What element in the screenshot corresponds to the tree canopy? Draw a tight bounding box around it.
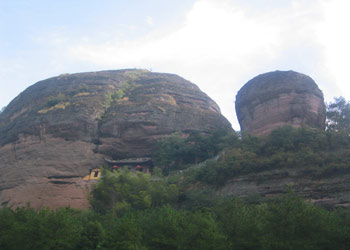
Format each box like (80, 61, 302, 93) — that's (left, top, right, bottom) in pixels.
(326, 96, 350, 133)
(1, 191, 349, 250)
(89, 169, 178, 215)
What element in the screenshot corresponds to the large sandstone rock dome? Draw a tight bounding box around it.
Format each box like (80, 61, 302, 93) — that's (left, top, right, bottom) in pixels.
(235, 70, 326, 135)
(0, 69, 232, 208)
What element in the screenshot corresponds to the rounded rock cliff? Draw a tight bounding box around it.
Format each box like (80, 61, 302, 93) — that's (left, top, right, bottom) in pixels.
(0, 69, 232, 208)
(235, 70, 326, 135)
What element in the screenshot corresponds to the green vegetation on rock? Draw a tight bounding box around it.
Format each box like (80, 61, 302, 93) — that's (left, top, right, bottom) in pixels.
(153, 130, 238, 173)
(166, 126, 350, 188)
(45, 93, 68, 107)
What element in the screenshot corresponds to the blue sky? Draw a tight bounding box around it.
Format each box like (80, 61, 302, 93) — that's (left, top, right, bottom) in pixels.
(1, 0, 350, 129)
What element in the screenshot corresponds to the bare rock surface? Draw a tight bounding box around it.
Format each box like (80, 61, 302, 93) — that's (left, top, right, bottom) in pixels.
(235, 71, 326, 135)
(0, 69, 232, 208)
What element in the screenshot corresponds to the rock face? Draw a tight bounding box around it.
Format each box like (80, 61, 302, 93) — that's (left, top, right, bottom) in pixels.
(235, 71, 326, 135)
(0, 69, 232, 208)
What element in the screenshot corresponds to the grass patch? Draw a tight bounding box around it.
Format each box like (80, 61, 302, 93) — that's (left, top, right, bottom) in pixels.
(73, 92, 90, 97)
(38, 102, 70, 114)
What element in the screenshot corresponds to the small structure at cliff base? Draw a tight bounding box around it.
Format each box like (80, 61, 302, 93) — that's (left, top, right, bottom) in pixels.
(235, 70, 326, 135)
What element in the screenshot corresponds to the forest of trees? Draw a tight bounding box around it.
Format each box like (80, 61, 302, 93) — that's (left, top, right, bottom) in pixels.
(1, 97, 350, 249)
(1, 172, 350, 250)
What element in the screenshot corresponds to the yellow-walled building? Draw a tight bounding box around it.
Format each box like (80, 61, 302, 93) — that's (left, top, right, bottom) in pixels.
(82, 168, 101, 181)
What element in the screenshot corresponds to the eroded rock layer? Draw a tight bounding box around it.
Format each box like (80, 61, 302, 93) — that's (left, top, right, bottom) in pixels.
(235, 71, 326, 135)
(0, 69, 232, 208)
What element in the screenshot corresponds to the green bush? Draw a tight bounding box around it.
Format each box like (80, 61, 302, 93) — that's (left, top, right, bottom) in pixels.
(112, 89, 125, 100)
(89, 169, 178, 215)
(46, 93, 67, 107)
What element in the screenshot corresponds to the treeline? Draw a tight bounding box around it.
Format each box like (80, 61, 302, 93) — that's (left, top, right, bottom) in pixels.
(1, 171, 350, 250)
(154, 125, 350, 187)
(189, 126, 350, 186)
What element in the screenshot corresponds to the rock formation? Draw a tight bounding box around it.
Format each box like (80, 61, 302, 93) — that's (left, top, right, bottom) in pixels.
(0, 69, 232, 208)
(235, 70, 326, 135)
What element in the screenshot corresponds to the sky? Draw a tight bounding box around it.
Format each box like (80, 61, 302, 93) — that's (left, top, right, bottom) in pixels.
(1, 0, 350, 130)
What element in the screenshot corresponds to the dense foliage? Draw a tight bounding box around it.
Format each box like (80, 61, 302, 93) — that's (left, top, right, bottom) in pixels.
(1, 191, 349, 250)
(326, 96, 350, 133)
(169, 126, 350, 187)
(89, 169, 178, 214)
(153, 130, 239, 173)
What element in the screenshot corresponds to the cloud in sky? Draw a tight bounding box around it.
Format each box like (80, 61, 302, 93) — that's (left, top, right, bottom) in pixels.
(1, 0, 350, 130)
(316, 0, 350, 96)
(65, 0, 350, 129)
(67, 0, 283, 129)
(146, 16, 154, 26)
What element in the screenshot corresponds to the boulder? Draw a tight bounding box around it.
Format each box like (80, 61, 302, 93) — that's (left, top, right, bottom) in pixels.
(235, 70, 326, 135)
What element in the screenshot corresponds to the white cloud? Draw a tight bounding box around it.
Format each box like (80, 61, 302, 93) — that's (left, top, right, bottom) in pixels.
(68, 0, 280, 128)
(315, 0, 350, 101)
(65, 0, 350, 129)
(146, 16, 153, 26)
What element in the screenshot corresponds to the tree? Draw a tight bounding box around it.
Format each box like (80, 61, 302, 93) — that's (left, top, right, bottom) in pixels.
(261, 191, 337, 250)
(140, 206, 226, 250)
(89, 169, 178, 215)
(214, 199, 263, 250)
(153, 132, 192, 170)
(0, 206, 83, 250)
(101, 213, 146, 250)
(153, 130, 239, 173)
(326, 97, 350, 134)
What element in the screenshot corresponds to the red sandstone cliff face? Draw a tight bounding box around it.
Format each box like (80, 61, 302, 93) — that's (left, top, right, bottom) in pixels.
(0, 69, 232, 209)
(0, 135, 102, 208)
(235, 71, 326, 135)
